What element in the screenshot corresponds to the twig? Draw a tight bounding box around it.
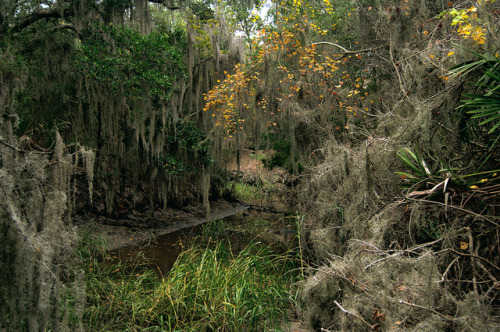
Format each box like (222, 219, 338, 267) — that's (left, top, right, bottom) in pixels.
(0, 137, 51, 154)
(364, 252, 402, 270)
(398, 300, 454, 321)
(402, 197, 500, 228)
(476, 260, 498, 283)
(446, 248, 500, 271)
(390, 37, 410, 101)
(467, 227, 479, 295)
(440, 256, 460, 283)
(364, 238, 443, 270)
(310, 41, 381, 55)
(334, 300, 377, 330)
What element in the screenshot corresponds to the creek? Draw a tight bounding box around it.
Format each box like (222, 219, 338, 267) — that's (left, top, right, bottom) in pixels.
(109, 207, 297, 276)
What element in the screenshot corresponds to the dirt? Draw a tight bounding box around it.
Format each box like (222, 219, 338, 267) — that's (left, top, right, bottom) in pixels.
(229, 148, 288, 182)
(75, 199, 247, 250)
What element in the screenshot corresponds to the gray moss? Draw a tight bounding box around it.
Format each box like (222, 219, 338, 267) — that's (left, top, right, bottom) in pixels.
(1, 61, 86, 332)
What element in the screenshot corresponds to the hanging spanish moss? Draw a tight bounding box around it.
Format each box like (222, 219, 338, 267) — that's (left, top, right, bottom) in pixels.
(1, 50, 87, 331)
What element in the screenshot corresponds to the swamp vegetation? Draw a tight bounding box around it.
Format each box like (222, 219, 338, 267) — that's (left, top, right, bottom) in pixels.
(1, 0, 500, 331)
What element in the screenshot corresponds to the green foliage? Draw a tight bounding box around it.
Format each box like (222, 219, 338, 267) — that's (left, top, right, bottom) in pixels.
(163, 241, 295, 331)
(169, 121, 210, 154)
(163, 120, 214, 171)
(189, 0, 215, 22)
(101, 0, 133, 15)
(396, 147, 500, 197)
(396, 148, 467, 190)
(262, 133, 292, 169)
(78, 24, 187, 101)
(161, 154, 187, 175)
(229, 180, 265, 201)
(418, 218, 445, 242)
(81, 239, 297, 331)
(451, 51, 500, 134)
(12, 22, 80, 142)
(269, 140, 291, 169)
(200, 219, 227, 238)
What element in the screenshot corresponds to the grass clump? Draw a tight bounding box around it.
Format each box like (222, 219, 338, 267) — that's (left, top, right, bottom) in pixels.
(229, 181, 265, 202)
(81, 236, 298, 331)
(228, 180, 277, 206)
(155, 241, 296, 331)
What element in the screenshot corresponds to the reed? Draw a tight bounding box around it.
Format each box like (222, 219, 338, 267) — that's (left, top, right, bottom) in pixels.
(81, 237, 298, 331)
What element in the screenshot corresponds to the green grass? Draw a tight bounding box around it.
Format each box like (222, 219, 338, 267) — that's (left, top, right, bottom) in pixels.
(80, 236, 300, 331)
(228, 180, 277, 205)
(230, 181, 264, 201)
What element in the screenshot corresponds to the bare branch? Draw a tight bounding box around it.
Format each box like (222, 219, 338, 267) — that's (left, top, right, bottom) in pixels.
(334, 300, 377, 330)
(398, 300, 454, 322)
(0, 137, 50, 154)
(310, 41, 381, 55)
(440, 256, 460, 283)
(401, 197, 500, 228)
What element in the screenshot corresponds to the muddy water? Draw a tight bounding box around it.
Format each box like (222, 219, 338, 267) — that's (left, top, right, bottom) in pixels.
(111, 210, 297, 276)
(111, 212, 249, 276)
(114, 230, 186, 276)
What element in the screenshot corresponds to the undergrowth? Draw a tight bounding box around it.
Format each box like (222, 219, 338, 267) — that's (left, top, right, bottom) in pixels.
(78, 231, 300, 331)
(228, 180, 276, 205)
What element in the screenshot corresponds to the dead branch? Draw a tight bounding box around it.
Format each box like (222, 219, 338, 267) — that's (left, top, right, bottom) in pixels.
(334, 300, 377, 330)
(405, 181, 445, 198)
(398, 300, 454, 322)
(467, 227, 479, 294)
(440, 256, 460, 283)
(0, 137, 51, 154)
(310, 41, 381, 55)
(401, 197, 500, 228)
(446, 248, 500, 272)
(364, 238, 444, 270)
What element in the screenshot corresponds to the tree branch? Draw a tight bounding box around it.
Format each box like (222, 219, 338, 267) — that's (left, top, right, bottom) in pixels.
(147, 0, 180, 10)
(11, 0, 178, 33)
(334, 300, 377, 330)
(12, 7, 73, 33)
(311, 41, 381, 55)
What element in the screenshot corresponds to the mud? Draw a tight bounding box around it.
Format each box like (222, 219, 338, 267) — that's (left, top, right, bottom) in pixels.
(76, 199, 247, 251)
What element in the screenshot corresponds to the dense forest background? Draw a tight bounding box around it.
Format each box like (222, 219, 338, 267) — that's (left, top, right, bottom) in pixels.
(1, 0, 499, 331)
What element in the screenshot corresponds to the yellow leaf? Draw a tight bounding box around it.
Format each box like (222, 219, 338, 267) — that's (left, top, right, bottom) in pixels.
(460, 242, 469, 250)
(469, 185, 479, 189)
(447, 51, 454, 56)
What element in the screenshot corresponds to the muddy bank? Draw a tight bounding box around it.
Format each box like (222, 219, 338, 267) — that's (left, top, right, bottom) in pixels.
(75, 199, 248, 250)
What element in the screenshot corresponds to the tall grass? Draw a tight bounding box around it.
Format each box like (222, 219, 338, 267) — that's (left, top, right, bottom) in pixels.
(81, 238, 299, 331)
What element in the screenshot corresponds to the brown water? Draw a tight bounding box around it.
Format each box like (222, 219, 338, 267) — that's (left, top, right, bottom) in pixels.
(110, 214, 250, 276)
(110, 211, 297, 276)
